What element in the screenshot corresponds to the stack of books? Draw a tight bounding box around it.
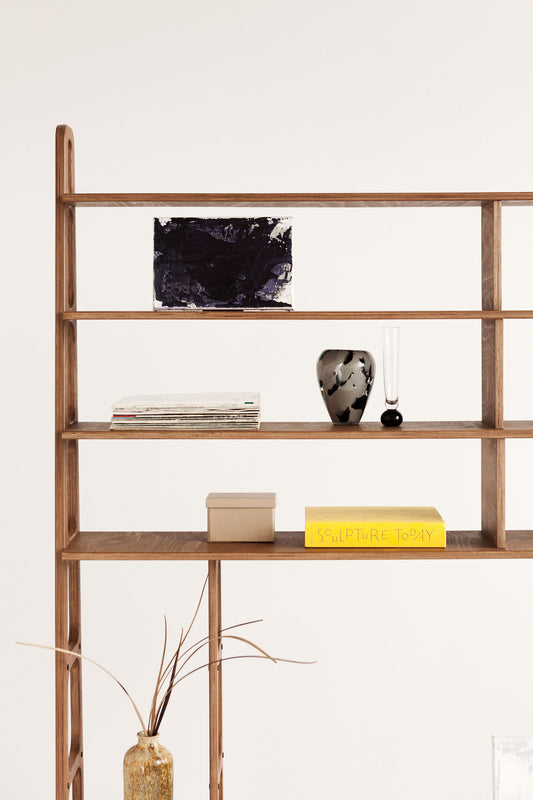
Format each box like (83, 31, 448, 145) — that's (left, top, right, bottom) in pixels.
(305, 506, 446, 548)
(110, 392, 260, 430)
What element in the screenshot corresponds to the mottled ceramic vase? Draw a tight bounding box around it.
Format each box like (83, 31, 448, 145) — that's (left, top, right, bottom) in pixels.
(317, 349, 375, 424)
(124, 733, 173, 800)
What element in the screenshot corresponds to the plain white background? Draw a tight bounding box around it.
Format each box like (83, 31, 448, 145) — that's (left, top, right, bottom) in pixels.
(3, 1, 533, 798)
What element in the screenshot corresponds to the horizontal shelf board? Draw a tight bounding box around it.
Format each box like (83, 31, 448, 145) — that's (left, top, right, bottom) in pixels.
(62, 310, 533, 321)
(63, 421, 533, 440)
(62, 531, 533, 560)
(61, 192, 533, 207)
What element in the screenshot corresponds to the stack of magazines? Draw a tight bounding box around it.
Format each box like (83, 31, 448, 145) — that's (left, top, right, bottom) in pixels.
(110, 392, 261, 430)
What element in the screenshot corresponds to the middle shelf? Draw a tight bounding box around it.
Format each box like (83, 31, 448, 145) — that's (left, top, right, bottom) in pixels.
(62, 530, 533, 560)
(63, 421, 533, 440)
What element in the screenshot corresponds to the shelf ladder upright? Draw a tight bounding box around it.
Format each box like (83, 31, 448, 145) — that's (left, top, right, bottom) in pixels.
(481, 200, 505, 548)
(55, 124, 225, 800)
(55, 126, 84, 800)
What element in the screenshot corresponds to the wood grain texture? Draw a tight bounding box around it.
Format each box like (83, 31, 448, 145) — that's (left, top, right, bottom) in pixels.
(481, 439, 506, 548)
(506, 531, 533, 550)
(69, 659, 83, 791)
(62, 309, 533, 320)
(61, 530, 533, 560)
(208, 562, 223, 800)
(68, 561, 83, 791)
(481, 202, 505, 548)
(62, 421, 533, 440)
(501, 420, 533, 432)
(59, 192, 533, 207)
(482, 320, 504, 427)
(481, 201, 503, 426)
(482, 201, 502, 312)
(68, 747, 83, 785)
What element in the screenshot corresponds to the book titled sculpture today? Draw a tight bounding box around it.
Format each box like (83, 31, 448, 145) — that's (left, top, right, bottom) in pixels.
(305, 507, 446, 548)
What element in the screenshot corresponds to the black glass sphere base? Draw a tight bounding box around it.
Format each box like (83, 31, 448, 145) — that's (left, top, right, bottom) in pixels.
(381, 409, 403, 427)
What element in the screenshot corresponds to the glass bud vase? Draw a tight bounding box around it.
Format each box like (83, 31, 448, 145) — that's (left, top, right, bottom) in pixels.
(124, 733, 173, 800)
(380, 326, 403, 427)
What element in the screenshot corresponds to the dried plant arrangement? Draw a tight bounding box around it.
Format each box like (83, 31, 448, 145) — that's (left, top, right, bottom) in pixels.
(18, 575, 312, 736)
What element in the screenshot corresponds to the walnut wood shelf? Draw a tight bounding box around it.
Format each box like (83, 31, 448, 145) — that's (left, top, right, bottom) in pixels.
(60, 191, 533, 207)
(61, 530, 533, 561)
(63, 530, 533, 561)
(63, 421, 533, 440)
(54, 125, 533, 800)
(62, 309, 533, 320)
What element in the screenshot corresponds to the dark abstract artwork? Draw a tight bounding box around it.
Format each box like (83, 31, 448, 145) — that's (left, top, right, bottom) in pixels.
(153, 217, 293, 309)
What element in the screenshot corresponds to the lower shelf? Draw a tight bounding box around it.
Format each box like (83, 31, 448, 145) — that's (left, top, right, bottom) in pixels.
(61, 530, 533, 560)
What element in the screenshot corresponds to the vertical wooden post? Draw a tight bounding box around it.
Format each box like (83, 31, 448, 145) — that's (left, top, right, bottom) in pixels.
(481, 201, 505, 548)
(56, 125, 83, 800)
(208, 561, 223, 800)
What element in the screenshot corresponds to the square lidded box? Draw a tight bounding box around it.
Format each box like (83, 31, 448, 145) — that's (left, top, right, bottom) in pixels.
(206, 493, 276, 542)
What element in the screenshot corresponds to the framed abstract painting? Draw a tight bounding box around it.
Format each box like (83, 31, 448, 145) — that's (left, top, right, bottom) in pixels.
(153, 216, 293, 310)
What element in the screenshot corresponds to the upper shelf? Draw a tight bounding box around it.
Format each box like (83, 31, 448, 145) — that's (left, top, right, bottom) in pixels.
(62, 310, 533, 320)
(63, 421, 533, 440)
(60, 192, 533, 207)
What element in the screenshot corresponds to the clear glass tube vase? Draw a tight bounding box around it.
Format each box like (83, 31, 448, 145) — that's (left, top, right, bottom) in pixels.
(380, 326, 403, 426)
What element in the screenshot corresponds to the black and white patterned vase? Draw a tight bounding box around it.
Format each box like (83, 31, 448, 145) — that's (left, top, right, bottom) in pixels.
(317, 349, 375, 424)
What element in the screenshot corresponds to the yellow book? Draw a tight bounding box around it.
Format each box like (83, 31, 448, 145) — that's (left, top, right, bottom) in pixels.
(305, 506, 446, 548)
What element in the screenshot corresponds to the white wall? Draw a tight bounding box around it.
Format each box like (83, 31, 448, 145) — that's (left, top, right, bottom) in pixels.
(3, 2, 533, 799)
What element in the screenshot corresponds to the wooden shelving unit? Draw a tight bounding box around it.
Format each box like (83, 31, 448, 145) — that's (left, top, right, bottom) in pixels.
(55, 124, 533, 800)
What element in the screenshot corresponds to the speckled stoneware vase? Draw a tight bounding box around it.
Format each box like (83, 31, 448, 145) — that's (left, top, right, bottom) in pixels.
(124, 733, 173, 800)
(317, 349, 375, 424)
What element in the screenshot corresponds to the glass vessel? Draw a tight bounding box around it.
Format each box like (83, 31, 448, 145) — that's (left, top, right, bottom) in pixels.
(380, 326, 403, 426)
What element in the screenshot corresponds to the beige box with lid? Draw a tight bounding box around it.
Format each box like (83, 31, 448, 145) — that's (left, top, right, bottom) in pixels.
(206, 492, 276, 542)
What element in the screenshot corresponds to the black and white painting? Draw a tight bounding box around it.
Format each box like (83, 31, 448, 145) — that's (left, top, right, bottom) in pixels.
(153, 217, 292, 309)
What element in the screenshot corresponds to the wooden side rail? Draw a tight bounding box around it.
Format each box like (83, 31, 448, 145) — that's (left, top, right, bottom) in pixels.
(56, 124, 83, 800)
